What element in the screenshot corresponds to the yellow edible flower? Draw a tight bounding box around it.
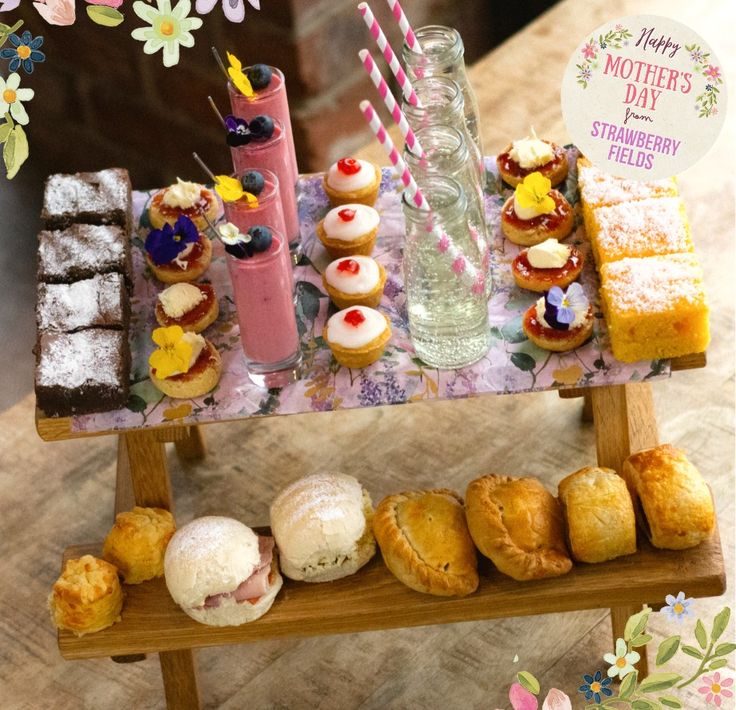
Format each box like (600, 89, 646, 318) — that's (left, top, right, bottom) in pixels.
(227, 51, 254, 98)
(514, 172, 556, 215)
(214, 175, 258, 206)
(149, 326, 193, 380)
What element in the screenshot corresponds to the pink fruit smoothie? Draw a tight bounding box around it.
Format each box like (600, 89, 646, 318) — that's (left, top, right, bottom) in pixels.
(228, 67, 298, 177)
(226, 232, 301, 385)
(223, 169, 293, 290)
(230, 119, 300, 247)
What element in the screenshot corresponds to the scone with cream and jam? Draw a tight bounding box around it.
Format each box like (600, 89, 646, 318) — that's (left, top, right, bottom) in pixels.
(149, 178, 219, 231)
(496, 130, 568, 187)
(522, 282, 593, 352)
(501, 172, 574, 246)
(323, 158, 381, 207)
(512, 238, 584, 293)
(144, 215, 213, 284)
(323, 256, 386, 309)
(323, 306, 391, 369)
(148, 325, 221, 398)
(155, 282, 219, 333)
(317, 204, 380, 259)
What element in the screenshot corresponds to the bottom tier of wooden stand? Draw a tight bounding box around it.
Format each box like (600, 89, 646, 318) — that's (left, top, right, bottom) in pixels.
(58, 527, 725, 660)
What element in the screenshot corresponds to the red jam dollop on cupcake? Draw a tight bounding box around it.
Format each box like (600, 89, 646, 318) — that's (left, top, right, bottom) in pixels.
(512, 238, 584, 293)
(496, 129, 568, 187)
(501, 172, 574, 246)
(323, 305, 391, 369)
(149, 178, 219, 231)
(323, 158, 381, 207)
(323, 255, 386, 309)
(522, 283, 594, 352)
(144, 215, 213, 284)
(317, 203, 380, 259)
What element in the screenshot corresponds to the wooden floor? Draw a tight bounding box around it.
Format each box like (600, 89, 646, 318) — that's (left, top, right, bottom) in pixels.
(1, 1, 734, 707)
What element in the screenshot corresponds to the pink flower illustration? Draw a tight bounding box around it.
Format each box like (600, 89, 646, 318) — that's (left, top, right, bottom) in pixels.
(581, 40, 597, 60)
(704, 65, 721, 81)
(451, 256, 466, 274)
(33, 0, 76, 25)
(698, 672, 733, 707)
(509, 682, 538, 710)
(87, 0, 124, 7)
(542, 688, 572, 710)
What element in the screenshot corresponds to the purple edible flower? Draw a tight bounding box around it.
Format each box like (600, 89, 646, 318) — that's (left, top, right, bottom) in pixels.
(224, 114, 250, 146)
(545, 283, 588, 331)
(145, 215, 199, 265)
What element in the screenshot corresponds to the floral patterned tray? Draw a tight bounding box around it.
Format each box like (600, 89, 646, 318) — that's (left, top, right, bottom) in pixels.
(68, 146, 669, 433)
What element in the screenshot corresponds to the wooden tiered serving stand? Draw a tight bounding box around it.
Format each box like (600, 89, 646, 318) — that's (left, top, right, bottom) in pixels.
(36, 350, 725, 710)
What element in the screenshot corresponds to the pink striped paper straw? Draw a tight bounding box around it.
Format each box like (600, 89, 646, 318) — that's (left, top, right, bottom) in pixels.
(359, 100, 484, 295)
(359, 49, 424, 158)
(357, 2, 420, 107)
(386, 0, 422, 54)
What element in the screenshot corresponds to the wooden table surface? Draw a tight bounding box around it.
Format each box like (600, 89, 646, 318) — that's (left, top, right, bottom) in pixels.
(1, 0, 734, 708)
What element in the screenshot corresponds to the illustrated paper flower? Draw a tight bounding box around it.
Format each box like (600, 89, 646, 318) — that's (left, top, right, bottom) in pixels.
(144, 215, 199, 265)
(149, 326, 193, 379)
(195, 0, 259, 23)
(542, 688, 572, 710)
(0, 31, 45, 74)
(515, 172, 555, 215)
(0, 0, 22, 11)
(546, 283, 588, 326)
(699, 672, 733, 707)
(604, 638, 640, 679)
(0, 73, 34, 125)
(581, 40, 597, 60)
(703, 65, 721, 81)
(87, 0, 125, 7)
(690, 48, 704, 63)
(661, 591, 694, 622)
(578, 670, 613, 704)
(226, 50, 254, 97)
(131, 0, 203, 68)
(33, 0, 76, 26)
(509, 682, 538, 710)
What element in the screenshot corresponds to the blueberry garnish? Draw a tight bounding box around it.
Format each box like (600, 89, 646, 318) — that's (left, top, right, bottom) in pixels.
(246, 64, 273, 91)
(248, 115, 275, 141)
(241, 170, 265, 196)
(249, 225, 273, 253)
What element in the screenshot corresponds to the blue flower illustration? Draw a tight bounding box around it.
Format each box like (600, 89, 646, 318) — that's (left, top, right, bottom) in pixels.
(578, 670, 613, 704)
(661, 591, 694, 623)
(0, 31, 45, 74)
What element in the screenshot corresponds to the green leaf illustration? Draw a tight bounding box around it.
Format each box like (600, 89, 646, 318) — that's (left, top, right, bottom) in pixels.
(714, 641, 736, 656)
(0, 122, 11, 144)
(709, 658, 729, 670)
(86, 4, 125, 26)
(631, 633, 653, 647)
(619, 670, 638, 699)
(510, 352, 535, 372)
(711, 607, 730, 643)
(295, 280, 324, 324)
(639, 673, 682, 694)
(516, 671, 540, 695)
(126, 394, 148, 413)
(625, 607, 651, 642)
(500, 315, 526, 343)
(659, 696, 683, 708)
(631, 699, 660, 710)
(656, 636, 680, 666)
(695, 619, 708, 649)
(3, 124, 29, 180)
(681, 645, 704, 659)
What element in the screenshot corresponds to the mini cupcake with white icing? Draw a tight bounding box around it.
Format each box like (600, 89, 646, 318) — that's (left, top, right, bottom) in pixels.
(323, 306, 391, 369)
(317, 203, 380, 259)
(323, 157, 381, 207)
(322, 256, 386, 310)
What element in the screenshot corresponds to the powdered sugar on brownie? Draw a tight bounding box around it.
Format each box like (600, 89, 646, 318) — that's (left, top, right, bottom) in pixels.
(43, 168, 131, 220)
(578, 164, 678, 207)
(600, 254, 705, 314)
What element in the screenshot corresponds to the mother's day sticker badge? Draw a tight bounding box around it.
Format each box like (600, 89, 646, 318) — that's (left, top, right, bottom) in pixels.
(561, 15, 727, 179)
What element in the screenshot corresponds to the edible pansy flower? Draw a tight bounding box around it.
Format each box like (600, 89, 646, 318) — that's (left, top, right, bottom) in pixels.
(0, 73, 34, 126)
(214, 174, 258, 206)
(515, 172, 556, 216)
(0, 32, 46, 75)
(145, 215, 199, 265)
(226, 51, 254, 98)
(149, 325, 193, 379)
(224, 114, 250, 147)
(545, 283, 588, 330)
(218, 222, 253, 259)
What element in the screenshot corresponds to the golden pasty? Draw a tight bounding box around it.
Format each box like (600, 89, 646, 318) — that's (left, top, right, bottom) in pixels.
(465, 475, 572, 581)
(558, 467, 637, 563)
(622, 444, 714, 550)
(373, 489, 478, 597)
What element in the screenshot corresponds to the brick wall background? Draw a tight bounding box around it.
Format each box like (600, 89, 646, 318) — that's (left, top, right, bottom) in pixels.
(11, 0, 557, 188)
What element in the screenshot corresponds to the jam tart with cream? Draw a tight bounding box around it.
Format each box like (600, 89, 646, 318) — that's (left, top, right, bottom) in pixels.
(496, 130, 568, 187)
(317, 203, 380, 259)
(155, 282, 219, 333)
(144, 215, 213, 284)
(323, 306, 391, 369)
(323, 158, 381, 207)
(522, 283, 594, 352)
(322, 256, 386, 310)
(501, 172, 574, 246)
(149, 178, 219, 231)
(512, 238, 584, 293)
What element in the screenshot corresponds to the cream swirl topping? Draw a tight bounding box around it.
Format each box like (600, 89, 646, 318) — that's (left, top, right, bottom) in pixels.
(162, 178, 203, 209)
(527, 239, 570, 269)
(158, 283, 206, 319)
(509, 128, 554, 169)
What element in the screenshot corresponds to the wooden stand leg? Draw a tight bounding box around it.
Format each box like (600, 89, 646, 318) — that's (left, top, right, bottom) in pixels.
(160, 649, 202, 710)
(557, 388, 593, 422)
(582, 390, 593, 423)
(122, 430, 174, 510)
(610, 605, 649, 677)
(174, 426, 206, 462)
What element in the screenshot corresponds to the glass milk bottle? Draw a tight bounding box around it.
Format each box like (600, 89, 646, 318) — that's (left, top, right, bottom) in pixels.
(402, 26, 484, 160)
(402, 77, 483, 185)
(404, 125, 490, 297)
(402, 176, 490, 368)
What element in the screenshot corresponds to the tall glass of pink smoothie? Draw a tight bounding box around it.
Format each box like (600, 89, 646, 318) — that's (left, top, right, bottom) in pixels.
(222, 169, 293, 292)
(228, 67, 298, 177)
(230, 118, 301, 263)
(226, 230, 301, 388)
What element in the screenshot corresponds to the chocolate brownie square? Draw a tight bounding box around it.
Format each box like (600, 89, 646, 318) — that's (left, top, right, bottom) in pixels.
(37, 273, 129, 333)
(37, 224, 132, 285)
(35, 329, 131, 417)
(40, 168, 132, 230)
